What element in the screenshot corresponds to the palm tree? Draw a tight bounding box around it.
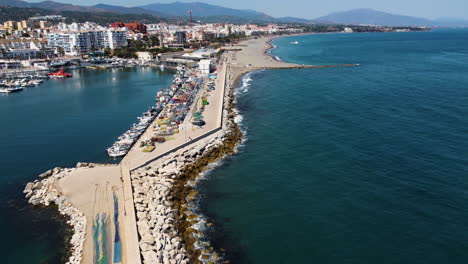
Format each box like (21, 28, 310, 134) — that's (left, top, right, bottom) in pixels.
(40, 44, 48, 59)
(57, 47, 65, 57)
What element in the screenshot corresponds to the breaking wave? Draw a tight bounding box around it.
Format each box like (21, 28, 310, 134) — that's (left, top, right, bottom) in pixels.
(266, 41, 282, 61)
(183, 69, 258, 263)
(235, 72, 253, 95)
(233, 109, 244, 125)
(274, 55, 282, 61)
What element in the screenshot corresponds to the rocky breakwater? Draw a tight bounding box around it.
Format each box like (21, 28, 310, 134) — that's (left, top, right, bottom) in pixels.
(131, 67, 242, 263)
(172, 77, 242, 263)
(131, 158, 189, 264)
(23, 162, 98, 264)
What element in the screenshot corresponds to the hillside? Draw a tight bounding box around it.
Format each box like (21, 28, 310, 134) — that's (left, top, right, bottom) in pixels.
(0, 0, 107, 12)
(0, 6, 164, 24)
(314, 8, 434, 26)
(139, 1, 271, 20)
(0, 0, 311, 24)
(3, 0, 466, 27)
(0, 5, 53, 22)
(92, 4, 167, 17)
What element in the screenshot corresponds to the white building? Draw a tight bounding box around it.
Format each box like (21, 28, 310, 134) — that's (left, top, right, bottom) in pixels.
(0, 39, 55, 60)
(136, 51, 153, 62)
(198, 59, 212, 74)
(146, 23, 163, 34)
(47, 23, 128, 56)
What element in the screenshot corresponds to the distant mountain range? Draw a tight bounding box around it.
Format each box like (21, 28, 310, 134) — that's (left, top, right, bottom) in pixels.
(0, 0, 468, 27)
(0, 0, 302, 23)
(0, 0, 106, 12)
(0, 5, 164, 24)
(315, 8, 468, 27)
(140, 2, 273, 21)
(316, 8, 434, 26)
(92, 4, 167, 17)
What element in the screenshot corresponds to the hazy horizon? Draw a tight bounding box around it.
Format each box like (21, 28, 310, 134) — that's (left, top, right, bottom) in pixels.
(23, 0, 468, 20)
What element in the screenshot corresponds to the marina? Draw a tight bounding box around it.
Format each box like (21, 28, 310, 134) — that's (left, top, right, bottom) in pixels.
(106, 65, 206, 158)
(0, 73, 48, 92)
(0, 65, 177, 263)
(0, 57, 157, 94)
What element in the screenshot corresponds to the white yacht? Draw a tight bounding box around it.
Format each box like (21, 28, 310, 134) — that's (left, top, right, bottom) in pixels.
(0, 87, 24, 93)
(107, 144, 130, 157)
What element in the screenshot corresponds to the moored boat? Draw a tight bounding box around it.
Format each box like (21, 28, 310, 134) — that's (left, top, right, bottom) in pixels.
(0, 87, 24, 93)
(48, 69, 73, 79)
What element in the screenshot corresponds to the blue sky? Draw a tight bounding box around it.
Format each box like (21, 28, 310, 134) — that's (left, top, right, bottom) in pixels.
(27, 0, 468, 19)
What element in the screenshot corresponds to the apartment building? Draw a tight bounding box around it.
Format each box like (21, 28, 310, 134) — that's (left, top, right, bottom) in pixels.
(47, 23, 128, 56)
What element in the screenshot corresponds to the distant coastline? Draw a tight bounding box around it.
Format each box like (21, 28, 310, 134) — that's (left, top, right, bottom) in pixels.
(263, 28, 432, 63)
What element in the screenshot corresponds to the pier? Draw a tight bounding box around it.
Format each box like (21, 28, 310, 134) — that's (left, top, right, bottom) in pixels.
(25, 34, 360, 264)
(28, 52, 230, 264)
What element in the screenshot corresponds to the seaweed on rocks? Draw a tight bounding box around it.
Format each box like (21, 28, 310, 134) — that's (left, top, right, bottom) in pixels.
(24, 167, 87, 264)
(170, 69, 243, 264)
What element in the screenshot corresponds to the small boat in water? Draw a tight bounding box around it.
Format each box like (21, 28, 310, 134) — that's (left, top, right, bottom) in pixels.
(0, 87, 24, 93)
(107, 144, 131, 157)
(31, 79, 43, 86)
(50, 60, 69, 68)
(48, 69, 73, 79)
(290, 41, 299, 45)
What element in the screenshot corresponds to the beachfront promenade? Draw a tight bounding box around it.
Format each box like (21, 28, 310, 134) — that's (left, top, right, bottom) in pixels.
(47, 36, 359, 264)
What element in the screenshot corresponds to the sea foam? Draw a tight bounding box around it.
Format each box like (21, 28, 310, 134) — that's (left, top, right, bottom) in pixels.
(274, 55, 282, 61)
(235, 72, 253, 95)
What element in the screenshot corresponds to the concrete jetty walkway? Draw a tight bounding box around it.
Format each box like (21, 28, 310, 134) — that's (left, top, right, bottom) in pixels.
(47, 53, 230, 264)
(225, 36, 358, 79)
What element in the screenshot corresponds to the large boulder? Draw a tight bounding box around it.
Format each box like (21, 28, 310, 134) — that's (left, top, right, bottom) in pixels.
(137, 220, 150, 235)
(141, 232, 154, 244)
(38, 169, 53, 178)
(24, 182, 34, 193)
(139, 242, 153, 252)
(142, 250, 158, 263)
(52, 167, 63, 175)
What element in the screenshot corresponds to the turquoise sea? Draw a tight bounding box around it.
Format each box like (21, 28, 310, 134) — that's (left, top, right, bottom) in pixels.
(0, 67, 174, 263)
(200, 29, 468, 263)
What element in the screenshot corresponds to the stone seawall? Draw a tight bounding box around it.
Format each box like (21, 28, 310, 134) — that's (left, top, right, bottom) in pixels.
(23, 52, 243, 264)
(130, 56, 241, 264)
(254, 64, 360, 70)
(23, 165, 92, 264)
(130, 131, 227, 264)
